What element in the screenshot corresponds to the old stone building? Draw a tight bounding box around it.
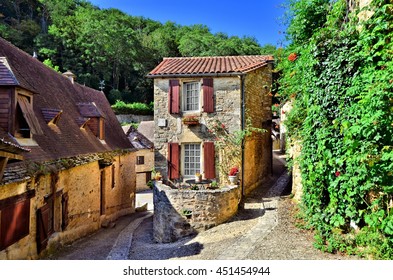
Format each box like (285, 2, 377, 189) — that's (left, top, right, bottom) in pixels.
(0, 38, 136, 259)
(148, 55, 274, 196)
(126, 126, 154, 192)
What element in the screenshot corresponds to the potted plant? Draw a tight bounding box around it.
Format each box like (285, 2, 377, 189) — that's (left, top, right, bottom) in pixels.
(195, 172, 202, 182)
(228, 166, 239, 185)
(182, 115, 199, 125)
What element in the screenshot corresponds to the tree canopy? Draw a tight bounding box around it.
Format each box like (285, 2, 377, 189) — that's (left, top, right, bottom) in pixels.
(0, 0, 276, 104)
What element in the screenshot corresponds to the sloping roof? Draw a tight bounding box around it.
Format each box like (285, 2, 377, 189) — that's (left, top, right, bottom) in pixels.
(0, 57, 18, 85)
(137, 121, 154, 143)
(126, 127, 153, 150)
(147, 55, 274, 78)
(0, 129, 30, 155)
(0, 37, 133, 165)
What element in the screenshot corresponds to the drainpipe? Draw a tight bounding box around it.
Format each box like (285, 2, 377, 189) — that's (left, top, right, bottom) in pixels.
(240, 75, 246, 198)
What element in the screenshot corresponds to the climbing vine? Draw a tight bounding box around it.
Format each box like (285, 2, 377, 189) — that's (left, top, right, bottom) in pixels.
(278, 0, 393, 259)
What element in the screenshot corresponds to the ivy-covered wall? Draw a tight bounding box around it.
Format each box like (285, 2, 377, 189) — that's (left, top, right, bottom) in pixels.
(278, 0, 393, 259)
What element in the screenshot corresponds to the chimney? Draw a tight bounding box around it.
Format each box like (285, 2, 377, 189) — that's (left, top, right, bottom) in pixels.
(62, 70, 76, 84)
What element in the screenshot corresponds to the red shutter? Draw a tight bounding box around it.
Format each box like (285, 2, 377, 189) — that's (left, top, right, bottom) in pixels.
(203, 78, 214, 113)
(168, 143, 180, 179)
(204, 142, 216, 179)
(169, 80, 180, 114)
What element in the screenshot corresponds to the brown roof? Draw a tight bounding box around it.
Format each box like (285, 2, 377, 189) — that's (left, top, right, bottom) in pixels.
(0, 57, 18, 85)
(147, 55, 274, 78)
(0, 38, 133, 165)
(126, 127, 153, 150)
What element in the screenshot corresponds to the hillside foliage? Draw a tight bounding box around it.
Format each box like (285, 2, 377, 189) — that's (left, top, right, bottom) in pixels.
(0, 0, 276, 104)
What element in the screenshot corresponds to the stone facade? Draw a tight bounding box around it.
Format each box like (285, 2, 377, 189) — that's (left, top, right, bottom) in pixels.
(153, 181, 241, 243)
(153, 76, 241, 176)
(0, 152, 135, 260)
(135, 149, 154, 192)
(153, 66, 273, 194)
(243, 65, 273, 195)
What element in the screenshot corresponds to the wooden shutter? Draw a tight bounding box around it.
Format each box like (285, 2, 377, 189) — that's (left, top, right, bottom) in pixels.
(203, 78, 214, 113)
(169, 80, 180, 114)
(36, 202, 51, 254)
(17, 95, 43, 135)
(61, 193, 69, 231)
(168, 142, 180, 179)
(203, 142, 216, 179)
(0, 198, 30, 250)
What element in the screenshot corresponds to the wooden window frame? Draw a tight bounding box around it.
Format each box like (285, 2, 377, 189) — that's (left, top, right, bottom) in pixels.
(182, 81, 200, 112)
(182, 143, 202, 178)
(136, 156, 145, 165)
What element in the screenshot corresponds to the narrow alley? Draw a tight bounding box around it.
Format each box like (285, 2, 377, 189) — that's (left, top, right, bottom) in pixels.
(43, 151, 359, 260)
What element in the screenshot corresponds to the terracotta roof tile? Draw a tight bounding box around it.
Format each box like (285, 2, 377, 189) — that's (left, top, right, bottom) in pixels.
(147, 55, 274, 77)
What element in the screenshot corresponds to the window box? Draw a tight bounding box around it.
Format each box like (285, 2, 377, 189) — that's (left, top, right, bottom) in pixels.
(182, 115, 200, 125)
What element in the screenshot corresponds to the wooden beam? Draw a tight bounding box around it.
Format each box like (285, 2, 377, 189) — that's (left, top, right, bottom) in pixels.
(0, 157, 8, 182)
(0, 151, 24, 160)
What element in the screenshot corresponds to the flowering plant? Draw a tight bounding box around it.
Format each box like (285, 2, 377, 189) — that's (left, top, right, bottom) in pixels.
(229, 166, 239, 176)
(288, 53, 297, 61)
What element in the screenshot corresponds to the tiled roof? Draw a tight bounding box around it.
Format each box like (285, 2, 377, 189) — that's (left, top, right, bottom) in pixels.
(137, 121, 154, 143)
(77, 102, 104, 118)
(0, 57, 18, 85)
(0, 127, 30, 157)
(0, 37, 133, 167)
(147, 55, 274, 77)
(126, 127, 153, 150)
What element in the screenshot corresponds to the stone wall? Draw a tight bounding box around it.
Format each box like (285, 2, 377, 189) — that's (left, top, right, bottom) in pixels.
(135, 149, 154, 192)
(0, 152, 136, 260)
(153, 181, 241, 243)
(116, 114, 153, 124)
(153, 76, 242, 179)
(243, 65, 273, 195)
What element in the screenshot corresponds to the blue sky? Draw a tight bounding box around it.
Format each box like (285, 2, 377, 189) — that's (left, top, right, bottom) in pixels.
(88, 0, 288, 47)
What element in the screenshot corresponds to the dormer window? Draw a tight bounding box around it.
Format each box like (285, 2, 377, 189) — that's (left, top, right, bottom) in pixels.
(14, 93, 43, 139)
(77, 102, 105, 140)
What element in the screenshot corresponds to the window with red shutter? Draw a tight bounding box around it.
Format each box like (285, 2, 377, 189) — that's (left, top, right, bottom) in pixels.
(169, 80, 180, 114)
(168, 142, 180, 179)
(203, 78, 214, 113)
(203, 142, 216, 179)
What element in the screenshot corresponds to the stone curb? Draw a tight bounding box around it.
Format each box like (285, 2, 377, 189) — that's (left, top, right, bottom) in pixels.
(106, 211, 153, 260)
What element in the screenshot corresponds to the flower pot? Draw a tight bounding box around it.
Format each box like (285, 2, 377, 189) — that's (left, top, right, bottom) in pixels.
(195, 174, 202, 183)
(228, 175, 237, 185)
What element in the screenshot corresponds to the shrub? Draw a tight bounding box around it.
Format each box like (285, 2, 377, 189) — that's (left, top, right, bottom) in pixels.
(111, 100, 153, 115)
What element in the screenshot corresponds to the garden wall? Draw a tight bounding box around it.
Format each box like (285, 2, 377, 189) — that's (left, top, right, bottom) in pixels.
(153, 182, 241, 243)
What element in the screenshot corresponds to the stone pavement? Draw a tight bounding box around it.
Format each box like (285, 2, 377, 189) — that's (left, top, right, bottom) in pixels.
(44, 150, 289, 260)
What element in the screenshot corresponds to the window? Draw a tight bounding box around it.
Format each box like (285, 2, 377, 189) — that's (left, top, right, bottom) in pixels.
(183, 82, 200, 111)
(136, 156, 145, 165)
(15, 94, 43, 138)
(183, 143, 201, 177)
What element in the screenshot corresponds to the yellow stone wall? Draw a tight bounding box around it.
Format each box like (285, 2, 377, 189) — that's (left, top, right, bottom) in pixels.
(243, 65, 273, 195)
(0, 152, 135, 260)
(135, 149, 154, 192)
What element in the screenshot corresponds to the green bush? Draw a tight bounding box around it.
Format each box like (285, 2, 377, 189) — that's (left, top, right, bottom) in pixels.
(111, 100, 153, 115)
(278, 0, 393, 259)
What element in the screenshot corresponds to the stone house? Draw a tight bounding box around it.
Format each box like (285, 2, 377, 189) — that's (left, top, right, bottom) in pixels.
(147, 55, 274, 195)
(0, 38, 136, 260)
(126, 126, 154, 192)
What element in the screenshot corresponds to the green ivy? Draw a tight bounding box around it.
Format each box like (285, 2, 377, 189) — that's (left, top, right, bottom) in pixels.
(278, 0, 393, 259)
